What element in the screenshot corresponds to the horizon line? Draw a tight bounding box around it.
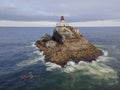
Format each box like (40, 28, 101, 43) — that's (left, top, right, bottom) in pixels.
(0, 19, 120, 27)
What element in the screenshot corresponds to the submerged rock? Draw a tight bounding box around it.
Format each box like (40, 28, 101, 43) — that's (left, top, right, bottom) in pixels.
(35, 16, 103, 67)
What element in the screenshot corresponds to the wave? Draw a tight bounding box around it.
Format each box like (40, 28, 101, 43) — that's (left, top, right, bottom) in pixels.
(31, 42, 36, 48)
(101, 49, 108, 56)
(63, 49, 110, 73)
(16, 51, 45, 67)
(45, 49, 118, 82)
(33, 51, 44, 56)
(20, 43, 118, 83)
(25, 42, 38, 49)
(45, 62, 61, 71)
(16, 42, 45, 67)
(45, 49, 109, 72)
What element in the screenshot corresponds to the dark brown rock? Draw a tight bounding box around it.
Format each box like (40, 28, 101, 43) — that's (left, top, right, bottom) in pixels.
(35, 16, 103, 67)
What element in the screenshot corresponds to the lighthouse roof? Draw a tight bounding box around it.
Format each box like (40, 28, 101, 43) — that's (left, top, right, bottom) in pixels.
(61, 16, 64, 21)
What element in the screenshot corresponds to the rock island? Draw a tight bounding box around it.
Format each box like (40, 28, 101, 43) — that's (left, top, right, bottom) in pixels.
(35, 16, 103, 67)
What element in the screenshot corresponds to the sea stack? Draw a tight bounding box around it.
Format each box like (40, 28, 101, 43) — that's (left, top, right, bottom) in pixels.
(35, 16, 103, 67)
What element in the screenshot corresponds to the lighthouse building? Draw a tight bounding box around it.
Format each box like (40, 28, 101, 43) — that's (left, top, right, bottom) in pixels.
(56, 16, 69, 27)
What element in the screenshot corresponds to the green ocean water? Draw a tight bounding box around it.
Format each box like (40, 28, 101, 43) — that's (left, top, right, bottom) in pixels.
(0, 27, 120, 90)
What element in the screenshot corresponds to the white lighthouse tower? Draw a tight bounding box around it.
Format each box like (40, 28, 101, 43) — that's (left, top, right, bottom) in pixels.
(56, 16, 68, 27)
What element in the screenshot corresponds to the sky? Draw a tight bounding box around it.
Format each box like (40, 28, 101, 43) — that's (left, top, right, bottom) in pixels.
(0, 0, 120, 26)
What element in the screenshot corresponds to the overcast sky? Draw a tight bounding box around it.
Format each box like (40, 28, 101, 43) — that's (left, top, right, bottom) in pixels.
(0, 0, 120, 21)
(0, 0, 120, 26)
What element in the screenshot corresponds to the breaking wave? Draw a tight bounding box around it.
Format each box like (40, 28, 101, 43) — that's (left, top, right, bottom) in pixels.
(16, 51, 44, 67)
(43, 45, 118, 83)
(16, 42, 45, 67)
(45, 49, 109, 72)
(18, 43, 118, 83)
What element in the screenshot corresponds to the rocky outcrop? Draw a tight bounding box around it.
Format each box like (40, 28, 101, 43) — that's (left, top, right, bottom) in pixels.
(35, 16, 103, 67)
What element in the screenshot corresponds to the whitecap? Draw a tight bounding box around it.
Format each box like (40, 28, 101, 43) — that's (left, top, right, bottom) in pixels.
(45, 62, 61, 71)
(17, 58, 40, 67)
(31, 42, 36, 47)
(17, 46, 45, 67)
(33, 51, 44, 56)
(101, 49, 108, 56)
(26, 42, 38, 50)
(25, 43, 118, 83)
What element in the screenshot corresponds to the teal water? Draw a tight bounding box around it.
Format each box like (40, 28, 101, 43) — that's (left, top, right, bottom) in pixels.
(0, 27, 120, 90)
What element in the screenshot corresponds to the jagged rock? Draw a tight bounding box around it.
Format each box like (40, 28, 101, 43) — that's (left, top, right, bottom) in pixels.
(41, 33, 51, 42)
(46, 40, 57, 48)
(35, 16, 103, 67)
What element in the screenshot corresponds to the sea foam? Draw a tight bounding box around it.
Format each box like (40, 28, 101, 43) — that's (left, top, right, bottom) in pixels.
(25, 43, 118, 83)
(45, 49, 118, 83)
(45, 49, 109, 73)
(17, 42, 45, 67)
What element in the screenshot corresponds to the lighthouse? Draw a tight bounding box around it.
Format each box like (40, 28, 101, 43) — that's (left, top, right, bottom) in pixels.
(60, 16, 65, 23)
(56, 16, 68, 27)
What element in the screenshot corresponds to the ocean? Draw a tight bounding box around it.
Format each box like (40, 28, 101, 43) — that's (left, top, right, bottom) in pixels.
(0, 27, 120, 90)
